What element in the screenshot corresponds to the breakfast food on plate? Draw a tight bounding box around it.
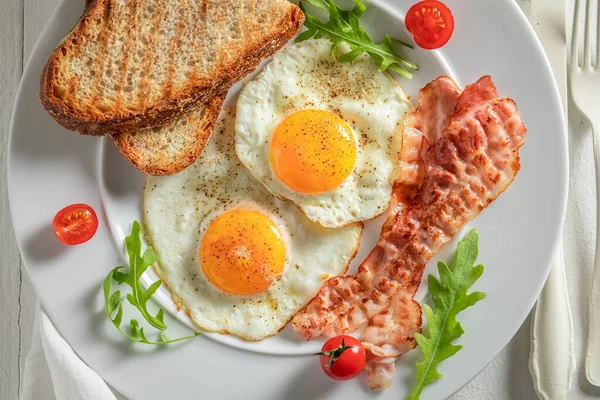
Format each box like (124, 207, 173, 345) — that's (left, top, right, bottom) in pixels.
(235, 38, 414, 228)
(112, 96, 225, 175)
(297, 0, 418, 78)
(409, 229, 486, 399)
(143, 108, 362, 340)
(39, 0, 531, 394)
(392, 76, 461, 210)
(40, 0, 303, 135)
(40, 0, 304, 175)
(292, 76, 527, 388)
(317, 335, 366, 381)
(104, 221, 202, 345)
(53, 203, 98, 245)
(293, 76, 460, 337)
(405, 0, 454, 50)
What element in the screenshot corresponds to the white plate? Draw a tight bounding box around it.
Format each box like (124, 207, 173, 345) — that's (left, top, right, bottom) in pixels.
(8, 0, 567, 399)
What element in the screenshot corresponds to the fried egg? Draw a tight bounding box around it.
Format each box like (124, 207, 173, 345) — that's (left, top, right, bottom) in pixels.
(144, 108, 362, 341)
(235, 38, 414, 228)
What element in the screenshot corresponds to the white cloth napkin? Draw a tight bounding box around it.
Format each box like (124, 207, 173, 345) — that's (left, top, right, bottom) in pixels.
(20, 305, 125, 400)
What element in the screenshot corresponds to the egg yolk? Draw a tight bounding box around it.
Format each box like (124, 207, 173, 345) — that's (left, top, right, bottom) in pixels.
(269, 109, 357, 194)
(200, 209, 286, 296)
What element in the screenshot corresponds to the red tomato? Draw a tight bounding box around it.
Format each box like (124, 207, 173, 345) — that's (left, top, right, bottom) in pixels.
(53, 203, 98, 245)
(405, 1, 454, 50)
(317, 335, 366, 381)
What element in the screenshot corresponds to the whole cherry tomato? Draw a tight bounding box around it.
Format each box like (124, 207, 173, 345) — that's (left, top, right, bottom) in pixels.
(316, 335, 366, 381)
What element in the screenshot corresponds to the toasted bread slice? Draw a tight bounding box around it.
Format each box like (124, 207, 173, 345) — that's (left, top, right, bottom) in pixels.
(84, 0, 223, 176)
(40, 0, 304, 136)
(112, 95, 224, 175)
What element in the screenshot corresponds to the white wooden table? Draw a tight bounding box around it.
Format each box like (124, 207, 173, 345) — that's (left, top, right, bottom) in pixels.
(2, 1, 600, 399)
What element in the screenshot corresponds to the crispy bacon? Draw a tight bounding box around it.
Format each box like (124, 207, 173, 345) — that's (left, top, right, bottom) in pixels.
(292, 76, 527, 389)
(362, 76, 527, 387)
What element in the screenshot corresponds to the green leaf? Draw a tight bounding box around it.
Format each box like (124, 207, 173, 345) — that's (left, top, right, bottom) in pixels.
(302, 0, 330, 12)
(137, 325, 149, 343)
(156, 308, 165, 325)
(112, 269, 128, 285)
(408, 230, 487, 400)
(298, 0, 418, 78)
(102, 221, 201, 345)
(130, 319, 141, 340)
(119, 221, 166, 330)
(108, 291, 121, 315)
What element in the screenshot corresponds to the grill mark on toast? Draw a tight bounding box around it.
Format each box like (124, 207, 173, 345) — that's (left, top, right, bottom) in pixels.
(60, 1, 95, 72)
(90, 0, 114, 114)
(70, 11, 88, 59)
(139, 6, 164, 110)
(187, 0, 203, 79)
(103, 0, 112, 20)
(115, 0, 140, 110)
(164, 8, 186, 98)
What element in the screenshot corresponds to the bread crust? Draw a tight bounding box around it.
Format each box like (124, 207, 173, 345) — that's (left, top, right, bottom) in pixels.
(111, 95, 225, 175)
(39, 1, 304, 136)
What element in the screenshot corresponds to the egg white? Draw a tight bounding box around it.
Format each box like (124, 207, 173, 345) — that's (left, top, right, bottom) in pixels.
(144, 108, 363, 341)
(235, 38, 414, 228)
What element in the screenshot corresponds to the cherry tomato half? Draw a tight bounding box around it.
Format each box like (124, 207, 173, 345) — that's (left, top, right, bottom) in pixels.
(53, 203, 98, 245)
(405, 1, 454, 50)
(317, 335, 366, 381)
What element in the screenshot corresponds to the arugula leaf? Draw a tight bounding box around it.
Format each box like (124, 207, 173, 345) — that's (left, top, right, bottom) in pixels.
(408, 229, 487, 400)
(112, 221, 164, 329)
(297, 0, 418, 78)
(103, 221, 201, 345)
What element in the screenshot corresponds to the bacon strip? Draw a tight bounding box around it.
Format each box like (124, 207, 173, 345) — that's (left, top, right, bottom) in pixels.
(292, 76, 527, 389)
